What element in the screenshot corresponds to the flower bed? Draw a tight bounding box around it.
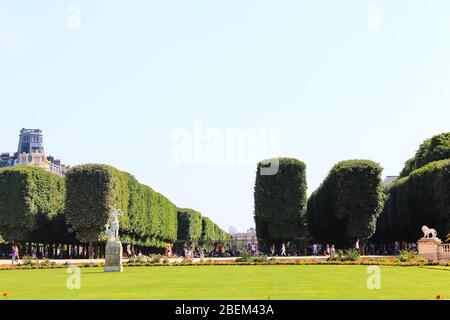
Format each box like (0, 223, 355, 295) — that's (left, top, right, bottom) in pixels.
(1, 257, 449, 271)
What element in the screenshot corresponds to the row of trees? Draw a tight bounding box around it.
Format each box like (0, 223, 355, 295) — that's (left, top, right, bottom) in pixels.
(374, 165, 450, 241)
(0, 164, 229, 253)
(0, 166, 73, 243)
(253, 133, 449, 248)
(176, 208, 231, 245)
(375, 133, 450, 241)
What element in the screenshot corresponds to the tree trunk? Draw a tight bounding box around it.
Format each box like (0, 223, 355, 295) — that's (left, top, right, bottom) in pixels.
(88, 241, 94, 259)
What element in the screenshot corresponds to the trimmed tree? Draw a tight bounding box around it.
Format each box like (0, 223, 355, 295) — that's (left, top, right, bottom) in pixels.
(177, 208, 203, 244)
(254, 157, 307, 248)
(0, 166, 67, 243)
(400, 132, 450, 177)
(65, 164, 178, 252)
(201, 216, 229, 242)
(307, 160, 384, 247)
(374, 159, 450, 242)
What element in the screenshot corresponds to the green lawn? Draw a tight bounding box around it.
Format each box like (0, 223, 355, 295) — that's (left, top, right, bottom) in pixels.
(0, 265, 449, 300)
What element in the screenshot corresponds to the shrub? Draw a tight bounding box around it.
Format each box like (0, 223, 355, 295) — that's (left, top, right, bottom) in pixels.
(329, 249, 361, 262)
(236, 253, 270, 263)
(399, 250, 417, 262)
(149, 254, 163, 264)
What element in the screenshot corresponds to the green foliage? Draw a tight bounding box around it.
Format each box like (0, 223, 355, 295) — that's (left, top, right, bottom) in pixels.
(0, 166, 67, 242)
(65, 164, 178, 247)
(399, 250, 417, 262)
(201, 216, 230, 242)
(307, 160, 384, 245)
(375, 159, 450, 242)
(235, 253, 270, 263)
(254, 158, 307, 247)
(400, 132, 450, 177)
(177, 208, 203, 243)
(328, 249, 361, 262)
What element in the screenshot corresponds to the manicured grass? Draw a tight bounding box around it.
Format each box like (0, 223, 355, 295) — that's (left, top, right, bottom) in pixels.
(0, 265, 449, 300)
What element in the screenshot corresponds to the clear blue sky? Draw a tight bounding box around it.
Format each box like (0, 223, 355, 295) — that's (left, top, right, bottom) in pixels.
(1, 1, 449, 232)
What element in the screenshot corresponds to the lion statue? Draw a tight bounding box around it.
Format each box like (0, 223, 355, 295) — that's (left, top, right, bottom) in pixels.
(422, 225, 438, 239)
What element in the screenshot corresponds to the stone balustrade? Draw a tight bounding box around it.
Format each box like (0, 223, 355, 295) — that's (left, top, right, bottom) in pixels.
(439, 243, 450, 260)
(418, 238, 450, 262)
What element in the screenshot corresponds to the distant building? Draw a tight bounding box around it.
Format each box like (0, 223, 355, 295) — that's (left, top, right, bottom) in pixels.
(0, 152, 16, 167)
(383, 176, 398, 187)
(17, 129, 45, 155)
(0, 128, 69, 176)
(231, 228, 257, 244)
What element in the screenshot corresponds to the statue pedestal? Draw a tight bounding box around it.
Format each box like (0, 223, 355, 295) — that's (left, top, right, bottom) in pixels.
(418, 238, 442, 262)
(104, 240, 123, 272)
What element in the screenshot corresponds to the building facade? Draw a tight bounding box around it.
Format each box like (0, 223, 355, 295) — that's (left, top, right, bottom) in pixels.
(0, 128, 69, 176)
(231, 228, 258, 244)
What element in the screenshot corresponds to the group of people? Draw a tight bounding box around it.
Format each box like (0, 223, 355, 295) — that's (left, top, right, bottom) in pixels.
(308, 243, 338, 257)
(269, 243, 287, 256)
(183, 243, 227, 258)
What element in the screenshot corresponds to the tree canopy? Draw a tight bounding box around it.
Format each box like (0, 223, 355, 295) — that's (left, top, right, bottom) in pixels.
(400, 132, 450, 177)
(254, 158, 307, 247)
(307, 160, 384, 246)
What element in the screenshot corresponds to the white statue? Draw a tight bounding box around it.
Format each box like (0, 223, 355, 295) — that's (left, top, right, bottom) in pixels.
(422, 225, 438, 239)
(105, 209, 123, 242)
(104, 224, 114, 241)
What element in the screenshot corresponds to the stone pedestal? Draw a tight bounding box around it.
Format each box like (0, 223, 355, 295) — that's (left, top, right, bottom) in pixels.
(105, 241, 123, 272)
(418, 238, 442, 262)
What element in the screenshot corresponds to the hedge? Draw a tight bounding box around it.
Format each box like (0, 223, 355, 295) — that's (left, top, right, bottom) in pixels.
(306, 160, 384, 246)
(400, 132, 450, 177)
(254, 158, 307, 247)
(177, 208, 203, 244)
(0, 166, 69, 243)
(65, 164, 178, 248)
(374, 159, 450, 242)
(201, 216, 230, 243)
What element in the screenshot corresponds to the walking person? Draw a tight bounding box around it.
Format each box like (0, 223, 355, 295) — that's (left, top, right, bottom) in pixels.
(250, 243, 256, 256)
(281, 243, 287, 256)
(270, 244, 275, 256)
(217, 243, 223, 257)
(312, 243, 318, 256)
(11, 245, 20, 265)
(331, 244, 336, 257)
(325, 244, 331, 256)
